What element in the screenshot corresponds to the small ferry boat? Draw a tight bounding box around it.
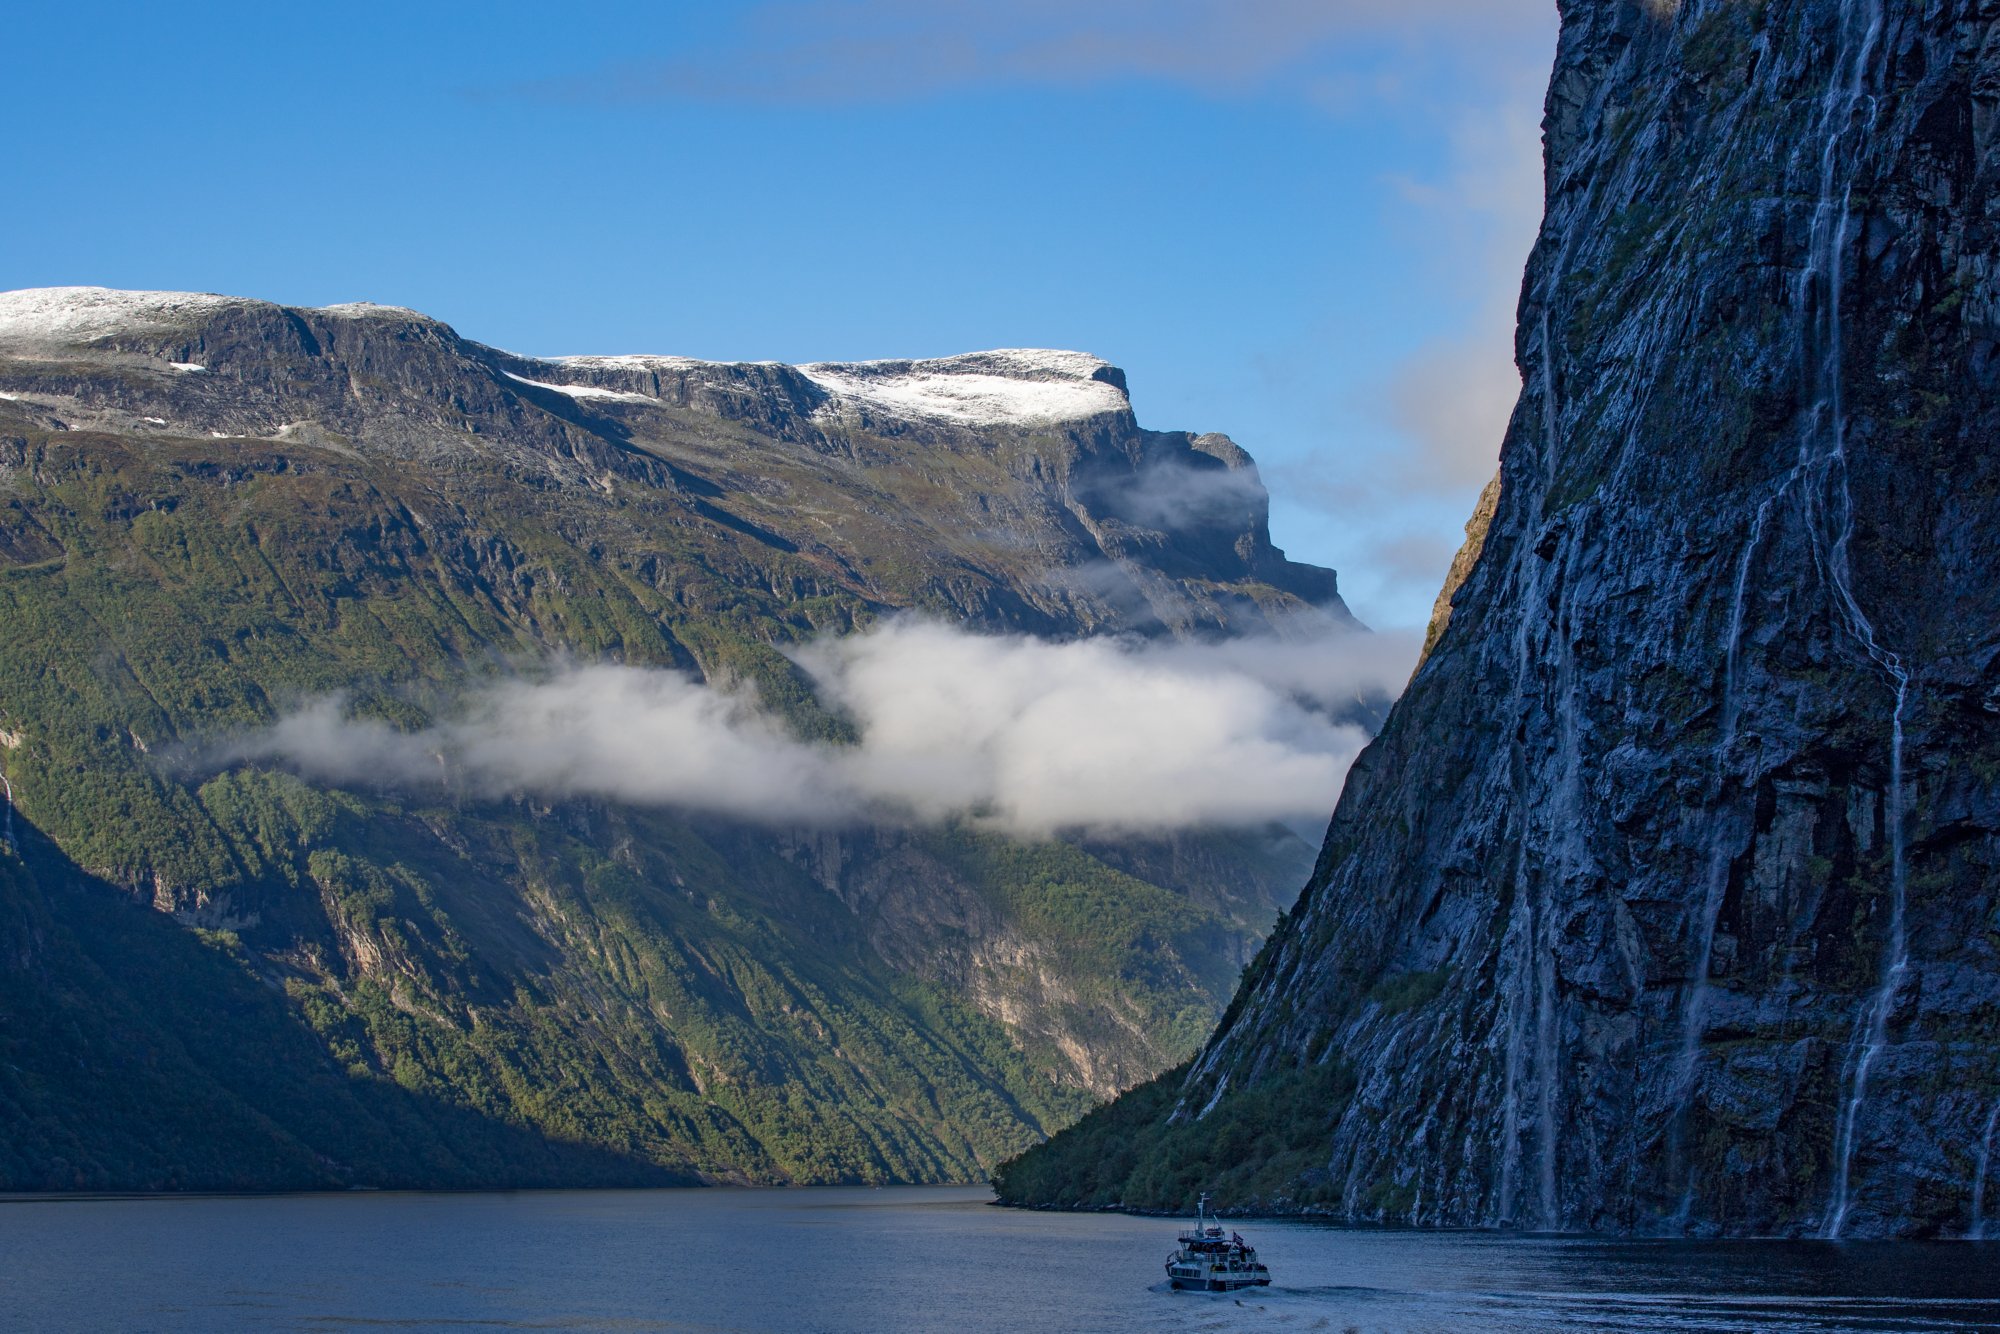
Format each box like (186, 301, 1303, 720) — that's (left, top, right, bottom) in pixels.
(1164, 1193, 1272, 1292)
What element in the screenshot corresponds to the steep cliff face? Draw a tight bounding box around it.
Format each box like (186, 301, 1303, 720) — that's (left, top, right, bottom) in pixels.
(1001, 0, 2000, 1237)
(0, 287, 1338, 1188)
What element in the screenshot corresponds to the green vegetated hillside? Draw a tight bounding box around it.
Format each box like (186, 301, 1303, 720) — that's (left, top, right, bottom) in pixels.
(0, 289, 1348, 1189)
(0, 834, 684, 1191)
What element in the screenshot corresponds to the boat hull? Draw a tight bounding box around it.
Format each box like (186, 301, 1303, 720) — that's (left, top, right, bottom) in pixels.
(1169, 1275, 1271, 1292)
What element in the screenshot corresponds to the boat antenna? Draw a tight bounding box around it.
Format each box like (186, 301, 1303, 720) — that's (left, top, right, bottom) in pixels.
(1197, 1191, 1210, 1227)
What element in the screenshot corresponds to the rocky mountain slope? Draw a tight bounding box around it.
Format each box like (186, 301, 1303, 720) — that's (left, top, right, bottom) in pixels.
(997, 0, 2000, 1238)
(0, 286, 1347, 1190)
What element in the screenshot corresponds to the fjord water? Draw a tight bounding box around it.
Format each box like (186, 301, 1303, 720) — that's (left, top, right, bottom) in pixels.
(4, 1187, 1997, 1332)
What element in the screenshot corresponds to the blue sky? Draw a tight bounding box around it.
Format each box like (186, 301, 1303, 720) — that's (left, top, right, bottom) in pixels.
(4, 1, 1558, 630)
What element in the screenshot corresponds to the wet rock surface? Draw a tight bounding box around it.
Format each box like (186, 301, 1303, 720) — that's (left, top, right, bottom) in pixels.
(1033, 0, 2000, 1238)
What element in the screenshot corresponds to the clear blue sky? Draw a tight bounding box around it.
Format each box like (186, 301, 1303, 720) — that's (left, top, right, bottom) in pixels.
(4, 1, 1558, 630)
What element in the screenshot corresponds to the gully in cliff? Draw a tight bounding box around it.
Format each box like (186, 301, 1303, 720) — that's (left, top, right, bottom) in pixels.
(1164, 1194, 1272, 1292)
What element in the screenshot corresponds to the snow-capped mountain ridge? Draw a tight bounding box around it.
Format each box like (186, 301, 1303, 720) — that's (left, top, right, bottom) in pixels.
(0, 288, 1128, 429)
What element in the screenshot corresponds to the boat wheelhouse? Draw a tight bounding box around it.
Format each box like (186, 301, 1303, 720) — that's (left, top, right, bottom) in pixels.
(1164, 1193, 1272, 1292)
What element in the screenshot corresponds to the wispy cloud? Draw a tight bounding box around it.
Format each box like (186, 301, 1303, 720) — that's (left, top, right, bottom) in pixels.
(1077, 456, 1269, 532)
(216, 618, 1420, 838)
(1381, 73, 1545, 490)
(1263, 59, 1547, 622)
(511, 0, 1553, 106)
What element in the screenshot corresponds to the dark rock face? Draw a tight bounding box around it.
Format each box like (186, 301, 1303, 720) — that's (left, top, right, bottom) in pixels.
(1169, 0, 2000, 1238)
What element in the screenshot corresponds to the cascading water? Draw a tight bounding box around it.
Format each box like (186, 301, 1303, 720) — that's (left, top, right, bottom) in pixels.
(1494, 313, 1568, 1230)
(1766, 0, 1910, 1240)
(1656, 0, 1904, 1238)
(0, 771, 12, 855)
(1667, 484, 1795, 1225)
(1535, 314, 1570, 1232)
(1971, 1100, 2000, 1239)
(1825, 672, 1908, 1238)
(1539, 622, 1578, 1232)
(1535, 911, 1559, 1228)
(1495, 871, 1531, 1226)
(1524, 313, 1570, 1230)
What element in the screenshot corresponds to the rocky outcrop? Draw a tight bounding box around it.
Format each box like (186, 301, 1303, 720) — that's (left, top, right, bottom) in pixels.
(1419, 469, 1502, 668)
(1020, 0, 2000, 1237)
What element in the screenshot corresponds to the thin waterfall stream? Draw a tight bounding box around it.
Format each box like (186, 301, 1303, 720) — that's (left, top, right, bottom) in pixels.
(1534, 311, 1567, 1231)
(1495, 867, 1530, 1226)
(1972, 1099, 2000, 1239)
(1825, 673, 1909, 1238)
(1495, 311, 1566, 1230)
(1659, 0, 1905, 1237)
(1785, 0, 1907, 1241)
(1668, 490, 1781, 1225)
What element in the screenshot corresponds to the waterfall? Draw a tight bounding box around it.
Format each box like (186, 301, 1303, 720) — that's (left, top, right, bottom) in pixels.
(1533, 312, 1567, 1231)
(1652, 0, 1902, 1236)
(1495, 313, 1567, 1229)
(0, 771, 12, 855)
(1536, 915, 1559, 1228)
(1495, 877, 1530, 1226)
(1787, 0, 1909, 1242)
(1825, 673, 1909, 1238)
(1668, 486, 1790, 1225)
(1971, 1100, 2000, 1239)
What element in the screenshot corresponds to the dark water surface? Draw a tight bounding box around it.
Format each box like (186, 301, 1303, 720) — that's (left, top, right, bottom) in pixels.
(5, 1185, 2000, 1332)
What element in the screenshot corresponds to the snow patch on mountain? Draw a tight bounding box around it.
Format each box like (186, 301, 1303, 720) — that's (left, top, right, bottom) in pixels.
(0, 289, 1130, 430)
(317, 301, 430, 321)
(503, 371, 658, 405)
(801, 350, 1129, 428)
(552, 354, 730, 372)
(0, 287, 253, 348)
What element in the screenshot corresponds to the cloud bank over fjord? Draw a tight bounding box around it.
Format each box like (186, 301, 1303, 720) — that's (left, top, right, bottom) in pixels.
(220, 618, 1419, 838)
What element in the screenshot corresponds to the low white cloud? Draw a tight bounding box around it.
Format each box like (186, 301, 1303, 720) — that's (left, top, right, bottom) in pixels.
(220, 618, 1419, 838)
(794, 620, 1409, 832)
(224, 669, 847, 822)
